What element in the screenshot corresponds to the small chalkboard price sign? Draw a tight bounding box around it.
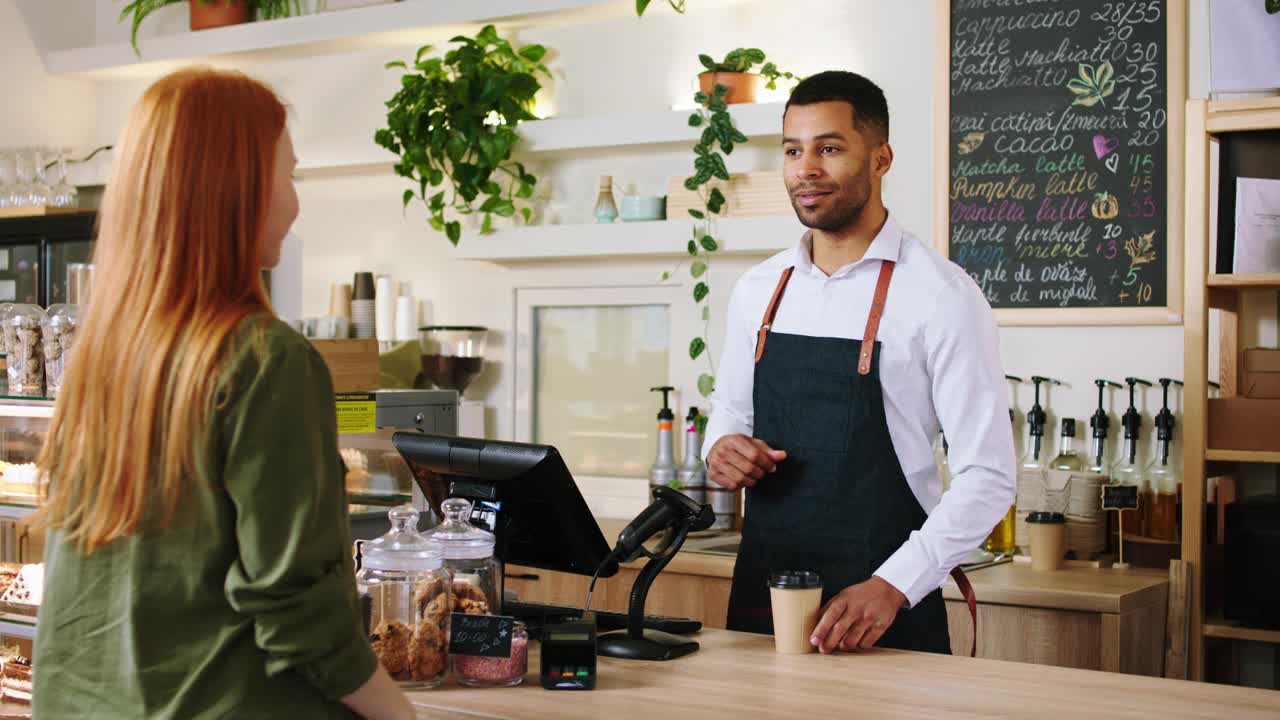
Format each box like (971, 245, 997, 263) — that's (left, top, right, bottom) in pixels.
(449, 613, 515, 658)
(936, 0, 1187, 325)
(1101, 484, 1140, 569)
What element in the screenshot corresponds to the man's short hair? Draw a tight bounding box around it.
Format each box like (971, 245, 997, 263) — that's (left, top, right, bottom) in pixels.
(785, 71, 890, 144)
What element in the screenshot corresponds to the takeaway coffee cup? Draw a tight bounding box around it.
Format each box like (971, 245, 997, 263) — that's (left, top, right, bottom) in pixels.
(1027, 511, 1067, 571)
(769, 570, 823, 654)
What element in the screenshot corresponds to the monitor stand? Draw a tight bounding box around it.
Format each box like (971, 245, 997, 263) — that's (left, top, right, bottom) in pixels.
(596, 523, 699, 661)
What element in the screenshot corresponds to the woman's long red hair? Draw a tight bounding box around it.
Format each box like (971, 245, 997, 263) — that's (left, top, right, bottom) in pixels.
(32, 67, 284, 552)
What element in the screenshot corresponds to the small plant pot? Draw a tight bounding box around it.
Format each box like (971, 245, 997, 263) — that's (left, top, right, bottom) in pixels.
(189, 0, 251, 32)
(698, 72, 760, 105)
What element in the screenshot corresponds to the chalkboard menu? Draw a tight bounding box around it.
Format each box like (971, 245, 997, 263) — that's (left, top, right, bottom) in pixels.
(946, 0, 1175, 312)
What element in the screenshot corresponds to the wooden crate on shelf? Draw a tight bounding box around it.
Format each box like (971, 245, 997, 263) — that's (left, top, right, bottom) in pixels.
(665, 171, 790, 220)
(308, 339, 379, 393)
(0, 206, 86, 220)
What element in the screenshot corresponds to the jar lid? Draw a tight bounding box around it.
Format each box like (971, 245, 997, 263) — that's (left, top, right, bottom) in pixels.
(43, 304, 79, 326)
(768, 570, 822, 589)
(7, 304, 45, 325)
(423, 498, 495, 560)
(1026, 511, 1066, 524)
(361, 504, 444, 571)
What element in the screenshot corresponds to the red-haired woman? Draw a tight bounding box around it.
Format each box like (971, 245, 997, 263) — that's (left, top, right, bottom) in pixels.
(31, 68, 413, 720)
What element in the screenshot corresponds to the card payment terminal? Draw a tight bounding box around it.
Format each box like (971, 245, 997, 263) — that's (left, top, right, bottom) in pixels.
(539, 617, 597, 690)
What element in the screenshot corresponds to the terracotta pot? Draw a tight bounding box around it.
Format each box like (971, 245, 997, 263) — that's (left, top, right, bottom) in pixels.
(698, 72, 760, 105)
(189, 0, 251, 32)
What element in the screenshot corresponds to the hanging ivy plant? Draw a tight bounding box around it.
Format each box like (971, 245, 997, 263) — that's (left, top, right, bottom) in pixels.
(636, 0, 686, 15)
(375, 25, 549, 245)
(664, 50, 797, 432)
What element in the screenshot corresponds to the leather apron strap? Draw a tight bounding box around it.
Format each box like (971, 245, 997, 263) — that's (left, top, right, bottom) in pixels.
(756, 260, 896, 377)
(950, 567, 978, 658)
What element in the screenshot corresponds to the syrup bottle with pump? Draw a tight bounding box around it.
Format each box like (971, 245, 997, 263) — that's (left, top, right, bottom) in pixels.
(1145, 379, 1183, 542)
(1112, 377, 1152, 539)
(677, 407, 707, 505)
(649, 387, 677, 499)
(1014, 375, 1062, 553)
(1089, 379, 1123, 475)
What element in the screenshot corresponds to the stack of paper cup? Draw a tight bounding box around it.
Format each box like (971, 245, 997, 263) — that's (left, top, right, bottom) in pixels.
(351, 273, 376, 339)
(329, 283, 352, 324)
(375, 276, 396, 344)
(395, 296, 417, 343)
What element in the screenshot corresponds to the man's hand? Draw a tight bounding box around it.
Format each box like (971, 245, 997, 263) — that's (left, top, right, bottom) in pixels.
(809, 576, 908, 654)
(706, 434, 787, 490)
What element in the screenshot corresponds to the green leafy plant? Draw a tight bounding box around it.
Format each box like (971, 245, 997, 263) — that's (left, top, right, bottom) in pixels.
(698, 48, 797, 89)
(376, 25, 548, 245)
(118, 0, 301, 55)
(664, 51, 797, 431)
(1269, 0, 1280, 13)
(636, 0, 686, 15)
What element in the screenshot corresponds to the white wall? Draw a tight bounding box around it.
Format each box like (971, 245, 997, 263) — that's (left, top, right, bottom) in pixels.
(0, 1, 97, 147)
(8, 0, 1277, 476)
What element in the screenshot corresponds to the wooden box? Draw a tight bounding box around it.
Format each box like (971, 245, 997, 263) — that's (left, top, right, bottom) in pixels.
(1242, 347, 1280, 399)
(309, 339, 379, 393)
(665, 171, 791, 220)
(1207, 397, 1280, 451)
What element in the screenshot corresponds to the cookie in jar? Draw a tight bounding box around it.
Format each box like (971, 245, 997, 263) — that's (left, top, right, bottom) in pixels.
(42, 304, 79, 397)
(4, 305, 46, 397)
(357, 505, 450, 689)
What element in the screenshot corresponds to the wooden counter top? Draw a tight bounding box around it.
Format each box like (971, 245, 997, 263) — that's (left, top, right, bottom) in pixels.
(942, 562, 1168, 613)
(407, 629, 1279, 719)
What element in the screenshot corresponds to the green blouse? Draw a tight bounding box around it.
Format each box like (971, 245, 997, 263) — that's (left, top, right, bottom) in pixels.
(33, 317, 377, 719)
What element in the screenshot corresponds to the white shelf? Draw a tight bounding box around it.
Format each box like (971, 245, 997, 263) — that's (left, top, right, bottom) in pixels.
(0, 615, 35, 640)
(0, 504, 36, 522)
(296, 101, 786, 178)
(45, 0, 627, 77)
(446, 214, 802, 263)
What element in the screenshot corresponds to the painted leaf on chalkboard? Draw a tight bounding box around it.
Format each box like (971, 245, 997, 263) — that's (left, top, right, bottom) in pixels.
(1066, 62, 1115, 107)
(1125, 231, 1158, 266)
(956, 131, 986, 155)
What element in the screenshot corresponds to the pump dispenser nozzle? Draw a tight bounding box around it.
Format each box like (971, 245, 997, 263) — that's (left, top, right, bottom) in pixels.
(1120, 377, 1153, 463)
(1154, 379, 1183, 464)
(1028, 376, 1063, 461)
(650, 386, 675, 421)
(1089, 379, 1122, 470)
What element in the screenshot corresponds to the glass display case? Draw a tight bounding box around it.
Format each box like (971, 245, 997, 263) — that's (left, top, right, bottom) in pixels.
(343, 389, 459, 541)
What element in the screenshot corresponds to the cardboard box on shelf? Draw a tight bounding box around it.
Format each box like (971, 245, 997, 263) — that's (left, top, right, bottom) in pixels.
(1207, 397, 1280, 452)
(1242, 347, 1280, 399)
(309, 339, 379, 393)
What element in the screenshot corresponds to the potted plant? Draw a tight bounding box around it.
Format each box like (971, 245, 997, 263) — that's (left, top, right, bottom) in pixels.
(697, 48, 797, 105)
(119, 0, 302, 55)
(666, 52, 798, 421)
(375, 25, 548, 245)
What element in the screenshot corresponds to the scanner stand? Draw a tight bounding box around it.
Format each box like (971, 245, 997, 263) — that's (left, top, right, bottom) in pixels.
(595, 522, 699, 661)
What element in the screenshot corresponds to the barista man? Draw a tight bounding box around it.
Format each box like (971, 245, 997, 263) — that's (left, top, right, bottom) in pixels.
(702, 71, 1015, 654)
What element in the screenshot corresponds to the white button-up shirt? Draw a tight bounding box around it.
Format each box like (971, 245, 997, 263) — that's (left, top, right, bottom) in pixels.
(703, 214, 1016, 607)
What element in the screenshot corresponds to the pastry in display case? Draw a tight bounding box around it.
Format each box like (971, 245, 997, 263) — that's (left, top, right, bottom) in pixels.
(342, 390, 458, 541)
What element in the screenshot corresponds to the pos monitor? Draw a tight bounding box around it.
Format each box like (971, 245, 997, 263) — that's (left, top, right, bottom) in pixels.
(391, 432, 618, 579)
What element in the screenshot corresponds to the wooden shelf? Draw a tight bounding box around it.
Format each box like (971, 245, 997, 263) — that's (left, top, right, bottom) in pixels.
(0, 206, 88, 220)
(1204, 448, 1280, 464)
(1203, 616, 1280, 644)
(295, 101, 786, 178)
(446, 214, 802, 263)
(43, 0, 631, 77)
(1206, 273, 1280, 289)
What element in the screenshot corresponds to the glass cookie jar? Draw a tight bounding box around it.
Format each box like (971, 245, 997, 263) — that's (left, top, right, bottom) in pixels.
(4, 305, 46, 397)
(42, 304, 79, 396)
(422, 498, 505, 685)
(357, 505, 452, 689)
